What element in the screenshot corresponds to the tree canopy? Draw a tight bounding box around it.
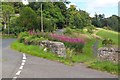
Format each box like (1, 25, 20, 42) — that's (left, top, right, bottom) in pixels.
(1, 2, 119, 35)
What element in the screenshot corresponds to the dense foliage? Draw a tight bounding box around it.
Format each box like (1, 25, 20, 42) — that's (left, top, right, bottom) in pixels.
(1, 2, 93, 35)
(1, 2, 119, 35)
(91, 14, 119, 32)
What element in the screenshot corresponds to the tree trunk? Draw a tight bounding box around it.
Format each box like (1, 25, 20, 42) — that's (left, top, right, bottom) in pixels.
(4, 23, 6, 29)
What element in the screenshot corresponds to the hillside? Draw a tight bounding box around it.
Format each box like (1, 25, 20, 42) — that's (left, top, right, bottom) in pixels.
(96, 28, 119, 46)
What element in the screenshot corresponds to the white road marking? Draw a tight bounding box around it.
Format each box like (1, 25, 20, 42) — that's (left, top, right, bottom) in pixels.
(12, 76, 17, 80)
(21, 62, 25, 66)
(22, 60, 26, 63)
(23, 54, 26, 57)
(16, 70, 21, 76)
(13, 53, 27, 79)
(19, 66, 23, 70)
(23, 56, 26, 60)
(13, 76, 17, 79)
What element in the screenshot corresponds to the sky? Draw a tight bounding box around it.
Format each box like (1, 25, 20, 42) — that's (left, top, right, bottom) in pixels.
(67, 0, 119, 18)
(22, 0, 119, 18)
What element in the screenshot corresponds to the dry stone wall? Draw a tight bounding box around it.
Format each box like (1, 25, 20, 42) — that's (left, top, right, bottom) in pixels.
(40, 40, 66, 58)
(97, 47, 120, 63)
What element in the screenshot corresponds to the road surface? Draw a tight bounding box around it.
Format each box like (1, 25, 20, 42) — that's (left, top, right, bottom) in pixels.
(2, 39, 118, 79)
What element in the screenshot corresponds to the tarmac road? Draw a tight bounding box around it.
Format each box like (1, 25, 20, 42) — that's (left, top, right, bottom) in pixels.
(2, 39, 118, 79)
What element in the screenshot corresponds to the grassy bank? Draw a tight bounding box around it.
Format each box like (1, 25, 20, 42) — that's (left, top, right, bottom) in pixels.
(11, 41, 72, 65)
(11, 40, 119, 75)
(96, 28, 119, 45)
(86, 60, 119, 75)
(72, 39, 96, 63)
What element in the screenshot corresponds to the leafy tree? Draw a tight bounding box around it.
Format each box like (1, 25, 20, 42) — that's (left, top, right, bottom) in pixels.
(2, 2, 24, 13)
(92, 14, 119, 32)
(107, 15, 119, 31)
(18, 7, 37, 30)
(34, 2, 65, 29)
(91, 13, 105, 28)
(2, 4, 14, 30)
(67, 5, 91, 29)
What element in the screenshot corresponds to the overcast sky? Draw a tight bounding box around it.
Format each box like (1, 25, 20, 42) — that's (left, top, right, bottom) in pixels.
(67, 0, 119, 17)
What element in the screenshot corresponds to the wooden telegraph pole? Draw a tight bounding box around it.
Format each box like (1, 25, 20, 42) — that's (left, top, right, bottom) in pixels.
(41, 3, 43, 32)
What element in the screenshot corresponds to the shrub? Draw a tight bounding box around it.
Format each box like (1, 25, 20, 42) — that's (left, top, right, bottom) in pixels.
(31, 37, 47, 45)
(18, 32, 29, 43)
(103, 26, 112, 30)
(17, 31, 48, 45)
(64, 27, 72, 35)
(102, 38, 113, 47)
(86, 25, 95, 34)
(24, 35, 47, 45)
(24, 36, 33, 45)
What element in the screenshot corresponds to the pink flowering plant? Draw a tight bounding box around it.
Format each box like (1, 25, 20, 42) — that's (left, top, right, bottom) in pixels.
(50, 34, 85, 52)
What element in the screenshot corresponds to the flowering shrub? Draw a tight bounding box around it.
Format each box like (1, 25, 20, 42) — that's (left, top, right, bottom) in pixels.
(50, 34, 85, 52)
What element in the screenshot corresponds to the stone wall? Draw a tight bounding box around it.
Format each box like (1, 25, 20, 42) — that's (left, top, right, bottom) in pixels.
(40, 40, 66, 58)
(97, 47, 120, 63)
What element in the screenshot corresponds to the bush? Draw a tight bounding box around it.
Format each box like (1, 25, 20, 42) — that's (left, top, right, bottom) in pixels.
(64, 27, 84, 35)
(24, 36, 33, 45)
(31, 37, 47, 45)
(103, 26, 112, 30)
(102, 38, 113, 46)
(17, 31, 48, 45)
(18, 32, 29, 43)
(86, 25, 95, 34)
(64, 27, 72, 35)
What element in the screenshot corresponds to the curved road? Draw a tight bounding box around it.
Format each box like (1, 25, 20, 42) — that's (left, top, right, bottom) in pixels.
(2, 39, 118, 79)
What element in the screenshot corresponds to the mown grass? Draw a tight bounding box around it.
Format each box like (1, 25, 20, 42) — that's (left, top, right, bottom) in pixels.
(96, 29, 120, 45)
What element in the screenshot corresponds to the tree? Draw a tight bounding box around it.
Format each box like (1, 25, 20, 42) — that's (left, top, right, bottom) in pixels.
(18, 7, 37, 30)
(107, 15, 119, 31)
(91, 13, 105, 28)
(91, 13, 119, 32)
(79, 10, 91, 27)
(2, 4, 14, 31)
(35, 2, 65, 29)
(2, 2, 24, 13)
(67, 5, 91, 29)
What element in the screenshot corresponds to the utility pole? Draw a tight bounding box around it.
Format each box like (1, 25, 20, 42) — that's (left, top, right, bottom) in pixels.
(41, 3, 43, 32)
(8, 16, 10, 36)
(0, 1, 2, 31)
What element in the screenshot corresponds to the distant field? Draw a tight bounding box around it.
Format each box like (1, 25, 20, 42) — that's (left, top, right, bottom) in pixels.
(96, 28, 119, 45)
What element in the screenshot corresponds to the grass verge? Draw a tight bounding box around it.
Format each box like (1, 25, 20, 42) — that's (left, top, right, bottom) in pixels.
(1, 34, 17, 39)
(86, 60, 119, 75)
(11, 40, 119, 75)
(72, 39, 119, 75)
(11, 41, 72, 65)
